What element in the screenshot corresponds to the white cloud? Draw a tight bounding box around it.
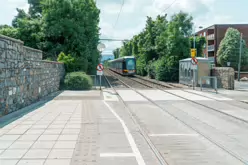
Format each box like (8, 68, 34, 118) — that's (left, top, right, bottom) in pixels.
(0, 0, 29, 25)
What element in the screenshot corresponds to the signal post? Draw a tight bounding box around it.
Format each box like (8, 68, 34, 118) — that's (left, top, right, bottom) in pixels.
(191, 48, 198, 90)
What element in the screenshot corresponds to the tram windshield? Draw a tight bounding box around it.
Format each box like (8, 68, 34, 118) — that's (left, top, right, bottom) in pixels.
(126, 58, 135, 70)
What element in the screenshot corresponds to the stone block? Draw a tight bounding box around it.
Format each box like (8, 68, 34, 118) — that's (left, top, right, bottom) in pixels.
(211, 67, 235, 90)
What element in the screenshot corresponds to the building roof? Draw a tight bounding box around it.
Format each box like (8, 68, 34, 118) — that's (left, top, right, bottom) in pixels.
(195, 23, 248, 34)
(179, 57, 210, 62)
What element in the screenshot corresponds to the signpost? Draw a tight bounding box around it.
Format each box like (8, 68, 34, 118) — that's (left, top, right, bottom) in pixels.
(97, 43, 106, 90)
(97, 64, 104, 90)
(191, 49, 198, 90)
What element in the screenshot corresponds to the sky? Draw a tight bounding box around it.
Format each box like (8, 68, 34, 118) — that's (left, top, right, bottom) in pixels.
(1, 0, 248, 56)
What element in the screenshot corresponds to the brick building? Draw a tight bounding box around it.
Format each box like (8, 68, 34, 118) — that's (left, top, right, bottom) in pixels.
(196, 24, 248, 65)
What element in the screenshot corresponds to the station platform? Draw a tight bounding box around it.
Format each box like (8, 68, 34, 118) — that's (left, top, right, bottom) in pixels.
(0, 89, 247, 165)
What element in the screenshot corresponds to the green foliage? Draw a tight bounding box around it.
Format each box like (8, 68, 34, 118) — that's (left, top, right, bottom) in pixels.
(116, 11, 193, 82)
(16, 18, 44, 49)
(113, 48, 120, 59)
(217, 28, 248, 70)
(103, 60, 110, 68)
(189, 36, 206, 57)
(12, 9, 29, 28)
(64, 72, 93, 90)
(120, 41, 132, 57)
(136, 57, 147, 76)
(0, 0, 100, 75)
(147, 60, 156, 79)
(42, 0, 100, 73)
(0, 26, 19, 39)
(44, 57, 53, 61)
(28, 0, 43, 17)
(57, 52, 76, 72)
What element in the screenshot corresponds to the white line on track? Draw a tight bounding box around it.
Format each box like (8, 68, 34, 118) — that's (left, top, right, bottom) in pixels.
(149, 133, 199, 137)
(100, 153, 135, 157)
(103, 101, 146, 165)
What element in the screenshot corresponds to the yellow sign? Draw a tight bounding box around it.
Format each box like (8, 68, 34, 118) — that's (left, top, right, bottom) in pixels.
(191, 49, 196, 58)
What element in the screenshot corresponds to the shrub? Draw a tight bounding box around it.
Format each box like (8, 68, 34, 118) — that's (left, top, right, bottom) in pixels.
(64, 72, 93, 90)
(151, 57, 179, 82)
(57, 52, 76, 72)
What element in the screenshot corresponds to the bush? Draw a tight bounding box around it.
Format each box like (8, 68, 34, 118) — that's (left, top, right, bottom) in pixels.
(147, 57, 179, 82)
(57, 52, 76, 72)
(64, 72, 93, 90)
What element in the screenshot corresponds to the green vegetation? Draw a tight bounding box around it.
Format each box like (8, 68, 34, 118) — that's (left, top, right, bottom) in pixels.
(64, 72, 93, 90)
(103, 60, 110, 68)
(57, 52, 76, 72)
(113, 48, 120, 59)
(217, 28, 248, 70)
(114, 12, 206, 82)
(0, 0, 100, 75)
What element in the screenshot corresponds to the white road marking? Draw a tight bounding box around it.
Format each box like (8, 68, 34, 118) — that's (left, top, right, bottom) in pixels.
(102, 90, 119, 101)
(149, 133, 199, 137)
(103, 101, 146, 165)
(100, 153, 135, 157)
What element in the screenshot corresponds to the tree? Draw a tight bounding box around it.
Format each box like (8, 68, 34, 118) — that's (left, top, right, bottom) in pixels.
(42, 0, 100, 73)
(113, 48, 120, 59)
(1, 6, 44, 49)
(190, 36, 206, 57)
(217, 28, 248, 70)
(12, 9, 29, 28)
(16, 18, 44, 49)
(118, 11, 194, 82)
(28, 0, 43, 17)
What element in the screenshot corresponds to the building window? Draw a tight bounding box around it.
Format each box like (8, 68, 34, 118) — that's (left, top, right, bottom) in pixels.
(204, 32, 206, 36)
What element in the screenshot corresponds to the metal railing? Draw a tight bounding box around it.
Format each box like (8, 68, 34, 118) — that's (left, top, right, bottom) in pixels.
(200, 76, 218, 93)
(89, 75, 97, 89)
(207, 34, 214, 40)
(208, 44, 215, 52)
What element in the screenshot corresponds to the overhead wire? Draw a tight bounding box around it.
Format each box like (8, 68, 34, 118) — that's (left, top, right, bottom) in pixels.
(114, 0, 125, 29)
(163, 0, 177, 12)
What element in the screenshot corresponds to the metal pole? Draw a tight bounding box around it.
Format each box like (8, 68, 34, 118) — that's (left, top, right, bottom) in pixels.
(193, 28, 196, 49)
(238, 33, 243, 81)
(193, 26, 196, 90)
(100, 75, 102, 90)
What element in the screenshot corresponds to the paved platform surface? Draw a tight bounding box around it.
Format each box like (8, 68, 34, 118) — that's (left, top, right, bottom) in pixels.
(0, 90, 159, 165)
(1, 89, 248, 165)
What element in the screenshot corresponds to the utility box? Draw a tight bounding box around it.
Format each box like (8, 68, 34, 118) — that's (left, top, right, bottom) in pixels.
(179, 57, 213, 86)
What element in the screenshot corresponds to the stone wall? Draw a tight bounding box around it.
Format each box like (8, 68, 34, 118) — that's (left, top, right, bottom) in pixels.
(0, 35, 65, 117)
(211, 67, 235, 90)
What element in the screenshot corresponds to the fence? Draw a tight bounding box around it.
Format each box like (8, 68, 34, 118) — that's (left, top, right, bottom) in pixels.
(200, 76, 218, 93)
(89, 75, 97, 89)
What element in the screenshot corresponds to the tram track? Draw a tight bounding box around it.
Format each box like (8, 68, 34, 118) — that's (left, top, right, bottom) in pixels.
(106, 69, 248, 124)
(103, 70, 169, 165)
(104, 70, 248, 164)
